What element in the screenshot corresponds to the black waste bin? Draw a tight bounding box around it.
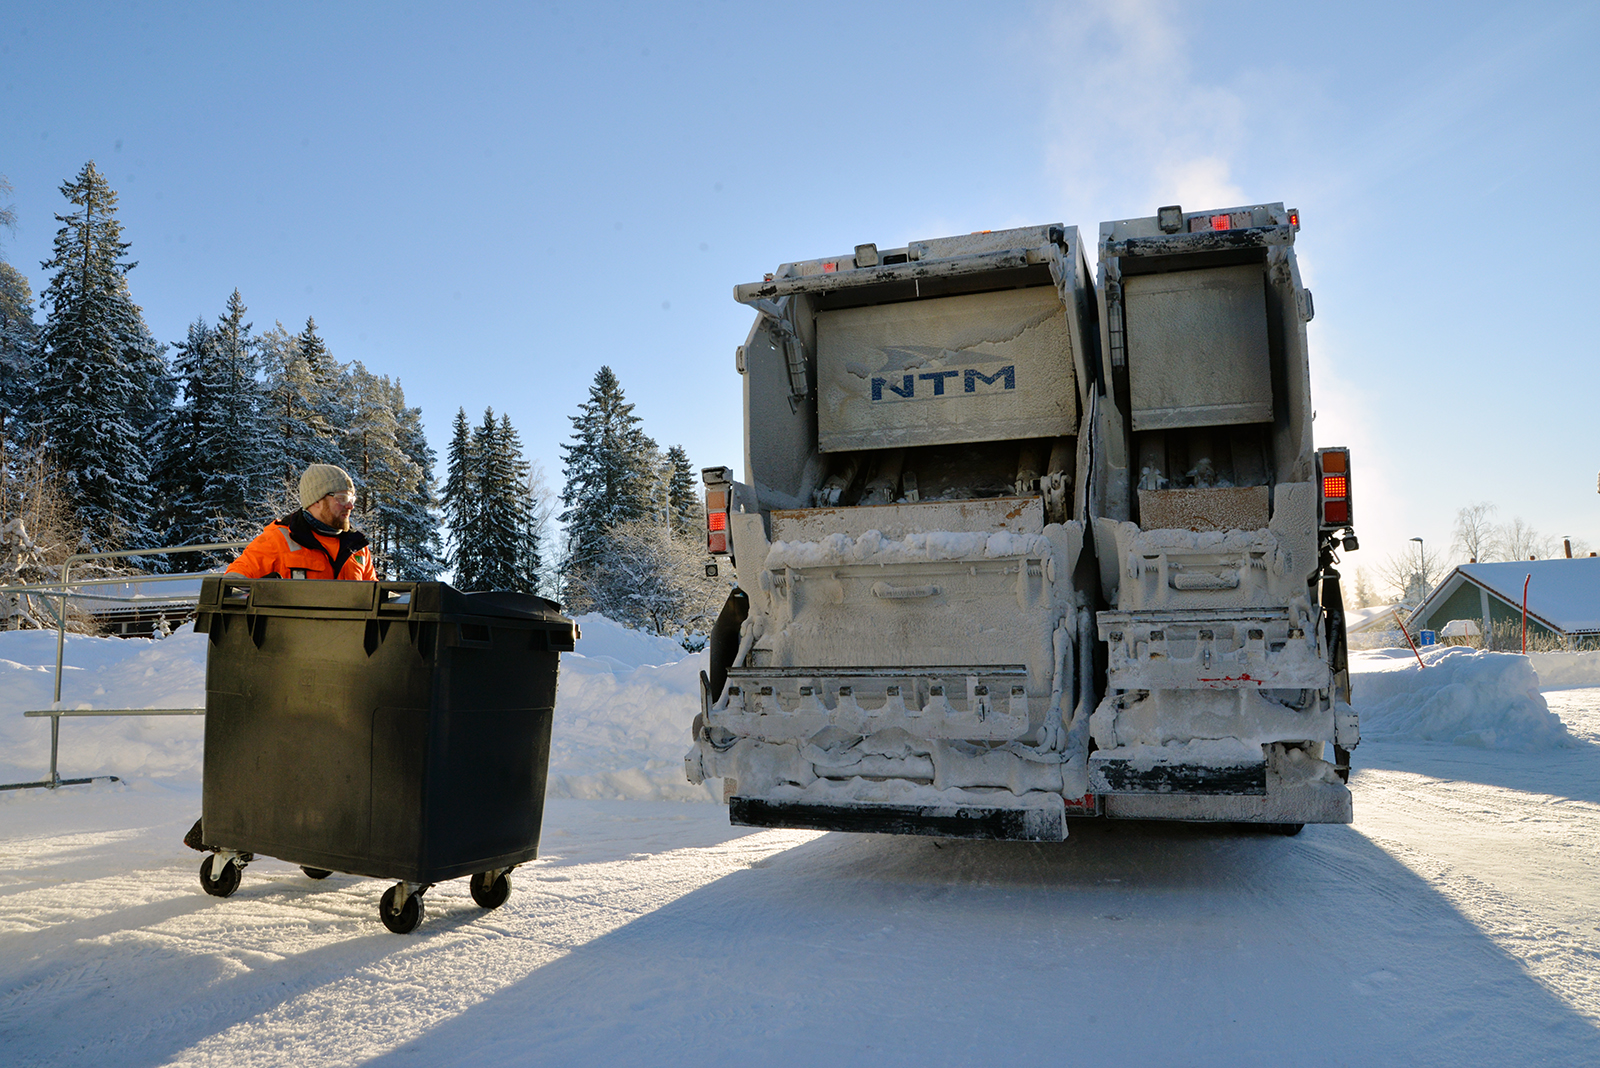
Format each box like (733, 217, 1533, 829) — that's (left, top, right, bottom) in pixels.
(192, 576, 575, 932)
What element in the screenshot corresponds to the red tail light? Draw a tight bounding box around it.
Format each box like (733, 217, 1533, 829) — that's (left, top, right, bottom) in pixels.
(705, 484, 731, 556)
(1317, 448, 1352, 529)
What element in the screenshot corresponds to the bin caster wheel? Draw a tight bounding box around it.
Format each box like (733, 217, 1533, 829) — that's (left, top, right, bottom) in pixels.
(469, 870, 512, 909)
(301, 866, 333, 880)
(199, 853, 242, 897)
(380, 884, 425, 934)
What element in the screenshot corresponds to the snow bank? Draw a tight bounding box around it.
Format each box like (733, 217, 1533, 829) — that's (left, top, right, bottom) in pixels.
(1351, 647, 1575, 750)
(1526, 650, 1600, 690)
(550, 614, 714, 802)
(568, 612, 692, 668)
(0, 627, 209, 784)
(0, 614, 715, 801)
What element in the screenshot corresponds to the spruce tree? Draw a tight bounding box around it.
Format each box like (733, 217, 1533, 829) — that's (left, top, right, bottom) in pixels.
(259, 316, 345, 491)
(148, 292, 271, 568)
(209, 290, 268, 518)
(386, 384, 444, 581)
(147, 318, 217, 561)
(558, 365, 660, 576)
(35, 161, 166, 551)
(299, 316, 348, 464)
(0, 261, 40, 453)
(665, 444, 701, 539)
(473, 409, 529, 591)
(441, 407, 483, 589)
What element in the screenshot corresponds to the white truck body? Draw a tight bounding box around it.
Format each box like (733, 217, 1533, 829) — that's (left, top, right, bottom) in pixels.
(685, 206, 1357, 840)
(1087, 204, 1355, 826)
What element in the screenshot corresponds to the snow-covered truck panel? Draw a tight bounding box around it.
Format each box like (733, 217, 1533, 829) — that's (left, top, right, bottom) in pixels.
(1087, 203, 1357, 826)
(686, 226, 1101, 841)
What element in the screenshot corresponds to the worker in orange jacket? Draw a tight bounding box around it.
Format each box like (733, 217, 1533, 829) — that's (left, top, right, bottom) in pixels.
(225, 463, 377, 581)
(186, 464, 373, 853)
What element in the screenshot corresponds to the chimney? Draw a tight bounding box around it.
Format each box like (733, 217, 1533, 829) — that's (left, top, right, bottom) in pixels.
(1565, 539, 1574, 558)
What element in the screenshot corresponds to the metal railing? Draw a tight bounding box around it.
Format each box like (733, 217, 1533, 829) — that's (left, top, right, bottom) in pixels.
(0, 541, 247, 791)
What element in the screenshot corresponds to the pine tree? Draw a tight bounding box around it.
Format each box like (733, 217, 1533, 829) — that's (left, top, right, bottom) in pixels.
(35, 161, 166, 551)
(147, 318, 217, 561)
(259, 316, 345, 492)
(0, 261, 40, 456)
(345, 362, 428, 578)
(665, 444, 701, 539)
(385, 384, 445, 581)
(299, 317, 348, 466)
(473, 409, 529, 591)
(208, 290, 268, 518)
(441, 407, 483, 589)
(147, 292, 271, 569)
(558, 366, 660, 577)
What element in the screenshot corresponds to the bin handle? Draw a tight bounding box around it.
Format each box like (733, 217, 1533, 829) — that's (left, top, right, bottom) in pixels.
(377, 583, 416, 615)
(220, 579, 253, 606)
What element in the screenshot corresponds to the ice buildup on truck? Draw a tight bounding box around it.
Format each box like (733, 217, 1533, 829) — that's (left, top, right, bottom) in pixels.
(685, 204, 1359, 840)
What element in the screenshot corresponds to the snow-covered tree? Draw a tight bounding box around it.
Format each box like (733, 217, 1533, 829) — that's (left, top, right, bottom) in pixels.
(665, 444, 701, 538)
(209, 290, 269, 514)
(147, 317, 218, 560)
(0, 261, 39, 450)
(260, 316, 345, 489)
(344, 364, 445, 580)
(0, 451, 86, 630)
(34, 161, 166, 551)
(147, 292, 272, 569)
(473, 410, 534, 592)
(522, 459, 559, 598)
(0, 262, 41, 535)
(383, 383, 445, 581)
(559, 365, 660, 578)
(441, 407, 483, 589)
(564, 518, 722, 635)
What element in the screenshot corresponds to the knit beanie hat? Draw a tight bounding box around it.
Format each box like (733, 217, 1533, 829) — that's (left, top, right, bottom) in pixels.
(299, 464, 355, 509)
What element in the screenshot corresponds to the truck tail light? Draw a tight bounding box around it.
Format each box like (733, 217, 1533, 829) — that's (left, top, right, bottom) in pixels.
(705, 489, 729, 554)
(1317, 448, 1352, 529)
(702, 466, 734, 557)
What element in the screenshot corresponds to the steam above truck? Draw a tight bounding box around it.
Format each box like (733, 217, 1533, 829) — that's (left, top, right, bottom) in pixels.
(685, 203, 1358, 840)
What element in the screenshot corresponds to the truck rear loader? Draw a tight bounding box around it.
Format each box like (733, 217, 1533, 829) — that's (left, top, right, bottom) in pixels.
(684, 203, 1358, 840)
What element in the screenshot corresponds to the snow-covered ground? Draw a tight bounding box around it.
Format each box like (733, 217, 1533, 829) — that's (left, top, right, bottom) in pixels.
(3, 624, 1598, 1065)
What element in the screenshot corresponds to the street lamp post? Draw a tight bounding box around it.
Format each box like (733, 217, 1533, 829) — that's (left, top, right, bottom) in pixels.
(1410, 536, 1426, 607)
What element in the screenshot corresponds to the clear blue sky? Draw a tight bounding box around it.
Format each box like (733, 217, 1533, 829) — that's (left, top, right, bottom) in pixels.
(3, 1, 1596, 590)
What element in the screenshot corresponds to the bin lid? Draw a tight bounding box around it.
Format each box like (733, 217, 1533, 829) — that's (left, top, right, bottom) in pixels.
(199, 577, 573, 626)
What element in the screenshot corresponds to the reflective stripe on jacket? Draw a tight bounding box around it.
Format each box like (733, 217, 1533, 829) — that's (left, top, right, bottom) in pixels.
(225, 511, 376, 581)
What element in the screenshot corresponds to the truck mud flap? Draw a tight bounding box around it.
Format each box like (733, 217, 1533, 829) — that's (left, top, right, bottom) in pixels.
(1088, 757, 1266, 796)
(729, 796, 1066, 842)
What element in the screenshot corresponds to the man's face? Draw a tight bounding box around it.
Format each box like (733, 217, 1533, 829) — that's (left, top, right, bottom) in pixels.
(311, 490, 355, 531)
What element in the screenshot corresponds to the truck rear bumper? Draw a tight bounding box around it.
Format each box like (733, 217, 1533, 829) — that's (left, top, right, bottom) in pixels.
(1090, 742, 1351, 824)
(730, 793, 1068, 842)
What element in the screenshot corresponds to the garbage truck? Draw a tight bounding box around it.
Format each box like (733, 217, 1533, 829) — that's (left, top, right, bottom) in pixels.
(684, 203, 1358, 840)
(1086, 203, 1358, 830)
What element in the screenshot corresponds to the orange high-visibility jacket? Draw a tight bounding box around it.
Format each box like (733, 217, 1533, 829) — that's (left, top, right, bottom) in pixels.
(226, 511, 377, 581)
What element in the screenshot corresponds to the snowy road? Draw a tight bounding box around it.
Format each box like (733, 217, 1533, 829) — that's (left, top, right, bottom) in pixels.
(4, 708, 1599, 1067)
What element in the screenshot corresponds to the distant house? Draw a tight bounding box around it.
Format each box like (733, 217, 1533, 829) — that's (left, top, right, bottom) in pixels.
(1409, 558, 1600, 650)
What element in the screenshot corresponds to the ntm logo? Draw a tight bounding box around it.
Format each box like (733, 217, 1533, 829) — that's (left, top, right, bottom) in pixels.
(871, 365, 1015, 402)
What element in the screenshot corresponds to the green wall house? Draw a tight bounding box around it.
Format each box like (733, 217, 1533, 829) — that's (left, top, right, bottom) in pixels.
(1410, 559, 1600, 651)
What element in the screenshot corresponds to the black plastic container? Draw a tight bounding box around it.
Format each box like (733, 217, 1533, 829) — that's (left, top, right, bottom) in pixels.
(194, 577, 574, 887)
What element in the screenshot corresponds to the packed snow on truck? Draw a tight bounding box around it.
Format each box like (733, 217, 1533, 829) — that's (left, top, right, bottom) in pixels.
(684, 203, 1359, 841)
